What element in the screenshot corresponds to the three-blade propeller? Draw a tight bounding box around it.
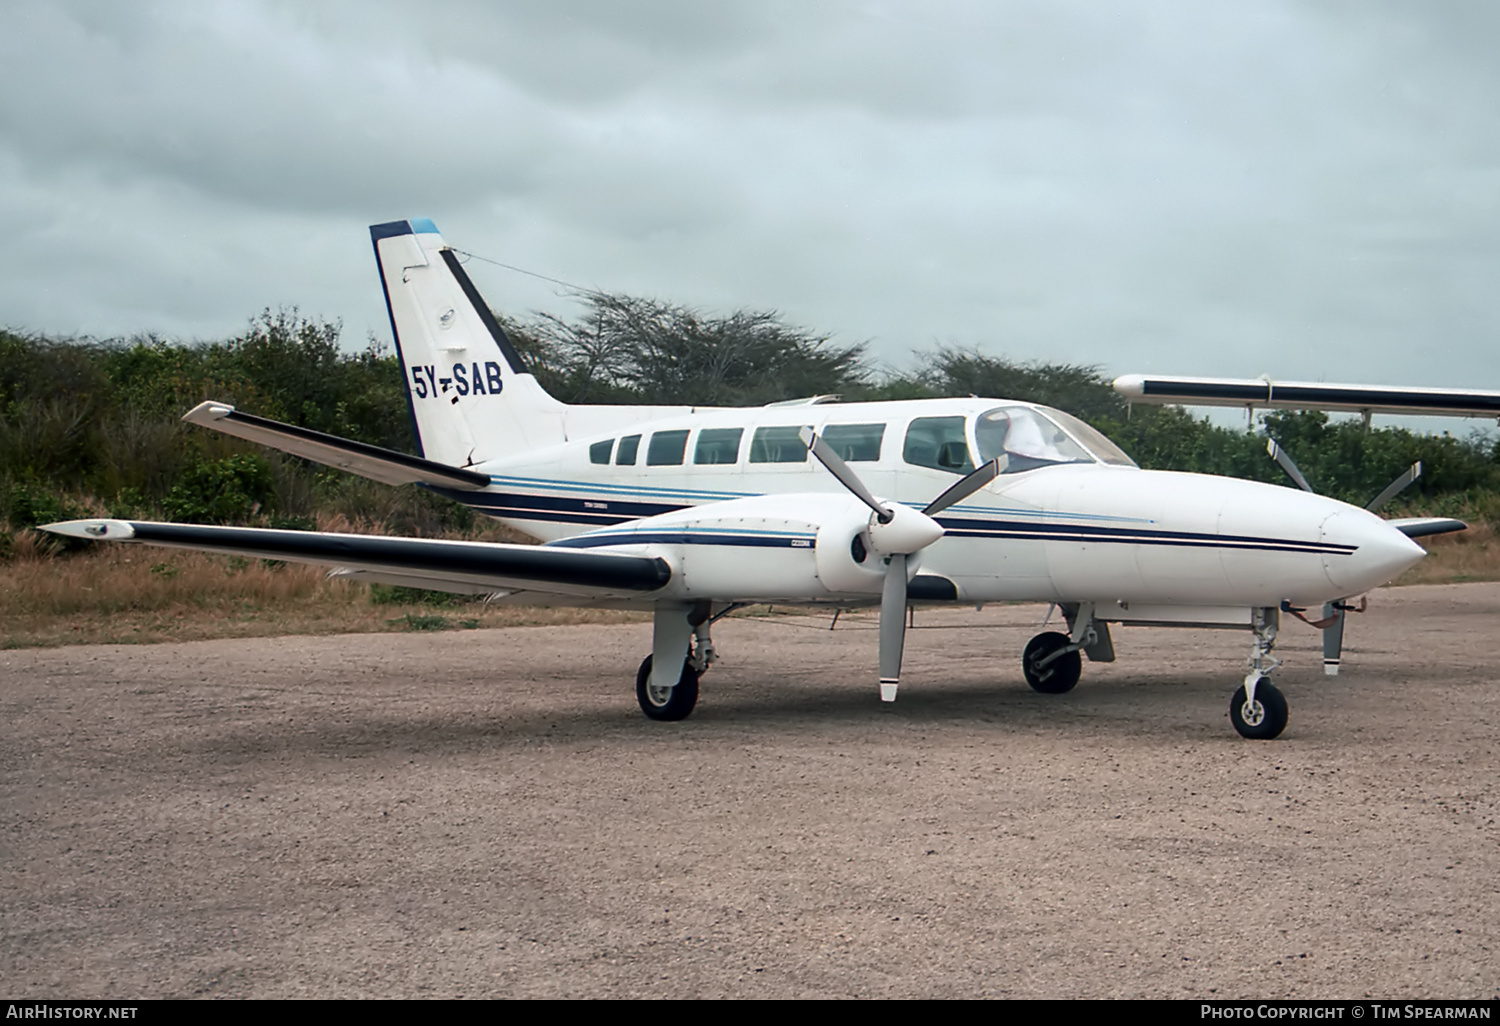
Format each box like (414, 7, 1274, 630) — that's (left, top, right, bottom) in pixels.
(799, 427, 1000, 701)
(1267, 439, 1421, 674)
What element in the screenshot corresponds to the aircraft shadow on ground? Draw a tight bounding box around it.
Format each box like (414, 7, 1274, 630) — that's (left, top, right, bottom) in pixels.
(177, 669, 1248, 767)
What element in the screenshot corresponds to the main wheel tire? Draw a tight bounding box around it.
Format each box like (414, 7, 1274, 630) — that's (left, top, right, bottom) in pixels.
(635, 654, 701, 721)
(1229, 679, 1289, 740)
(1023, 631, 1082, 694)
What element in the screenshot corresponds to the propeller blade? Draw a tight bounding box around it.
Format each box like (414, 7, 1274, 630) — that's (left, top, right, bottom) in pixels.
(1322, 601, 1345, 676)
(923, 458, 1002, 517)
(800, 427, 892, 523)
(1267, 439, 1314, 493)
(1366, 461, 1421, 513)
(879, 552, 908, 701)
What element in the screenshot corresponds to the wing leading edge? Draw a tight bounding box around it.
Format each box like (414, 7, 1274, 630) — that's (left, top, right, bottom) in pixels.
(1387, 517, 1468, 539)
(42, 520, 671, 598)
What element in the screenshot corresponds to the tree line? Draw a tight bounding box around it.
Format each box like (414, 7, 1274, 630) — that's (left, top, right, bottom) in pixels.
(3, 295, 1497, 554)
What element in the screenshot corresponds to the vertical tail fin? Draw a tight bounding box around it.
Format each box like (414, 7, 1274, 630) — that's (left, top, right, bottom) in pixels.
(371, 219, 565, 466)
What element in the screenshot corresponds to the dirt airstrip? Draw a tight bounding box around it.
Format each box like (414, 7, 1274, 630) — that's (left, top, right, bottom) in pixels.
(1, 584, 1496, 999)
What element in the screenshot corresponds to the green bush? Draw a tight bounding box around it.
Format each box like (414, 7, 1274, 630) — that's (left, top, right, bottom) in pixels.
(0, 482, 96, 554)
(162, 454, 277, 524)
(368, 584, 475, 607)
(0, 481, 92, 530)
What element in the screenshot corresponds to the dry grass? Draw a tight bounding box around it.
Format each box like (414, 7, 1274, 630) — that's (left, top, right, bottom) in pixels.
(1392, 522, 1500, 585)
(0, 532, 644, 649)
(2, 521, 1495, 650)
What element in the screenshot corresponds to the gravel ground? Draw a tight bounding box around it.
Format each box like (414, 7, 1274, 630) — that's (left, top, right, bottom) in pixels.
(2, 584, 1496, 999)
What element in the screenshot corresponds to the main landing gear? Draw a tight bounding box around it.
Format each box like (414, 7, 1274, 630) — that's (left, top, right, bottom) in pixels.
(635, 654, 700, 721)
(1022, 632, 1081, 693)
(1022, 602, 1112, 695)
(634, 601, 727, 721)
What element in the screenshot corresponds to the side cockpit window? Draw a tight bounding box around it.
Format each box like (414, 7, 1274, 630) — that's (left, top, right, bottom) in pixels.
(903, 416, 975, 475)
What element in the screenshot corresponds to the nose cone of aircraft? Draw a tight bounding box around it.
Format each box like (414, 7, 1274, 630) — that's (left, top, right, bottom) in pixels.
(1322, 509, 1426, 595)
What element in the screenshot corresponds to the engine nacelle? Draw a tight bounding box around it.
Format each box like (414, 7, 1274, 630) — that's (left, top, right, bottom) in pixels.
(814, 507, 888, 594)
(555, 492, 940, 602)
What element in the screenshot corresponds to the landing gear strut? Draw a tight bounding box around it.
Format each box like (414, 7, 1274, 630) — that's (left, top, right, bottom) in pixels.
(1232, 606, 1289, 740)
(635, 601, 722, 721)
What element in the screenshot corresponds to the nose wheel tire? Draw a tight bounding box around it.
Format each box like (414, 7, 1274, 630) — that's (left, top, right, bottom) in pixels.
(1230, 680, 1288, 740)
(635, 655, 701, 721)
(1023, 631, 1082, 694)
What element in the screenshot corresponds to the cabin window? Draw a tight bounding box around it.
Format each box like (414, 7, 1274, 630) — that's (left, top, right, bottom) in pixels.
(904, 416, 975, 474)
(616, 434, 641, 466)
(748, 425, 809, 463)
(820, 423, 885, 462)
(646, 429, 690, 466)
(589, 439, 614, 465)
(694, 428, 743, 465)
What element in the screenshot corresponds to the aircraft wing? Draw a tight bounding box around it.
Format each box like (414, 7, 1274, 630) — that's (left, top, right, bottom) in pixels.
(1386, 517, 1468, 539)
(41, 520, 671, 599)
(181, 401, 490, 490)
(1113, 375, 1500, 418)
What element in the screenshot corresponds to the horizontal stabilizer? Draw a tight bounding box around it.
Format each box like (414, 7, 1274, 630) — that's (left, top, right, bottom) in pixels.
(1386, 517, 1468, 539)
(182, 402, 491, 490)
(41, 520, 672, 597)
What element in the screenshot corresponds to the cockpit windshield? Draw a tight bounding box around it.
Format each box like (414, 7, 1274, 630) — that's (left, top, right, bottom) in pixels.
(973, 405, 1137, 474)
(1043, 407, 1137, 467)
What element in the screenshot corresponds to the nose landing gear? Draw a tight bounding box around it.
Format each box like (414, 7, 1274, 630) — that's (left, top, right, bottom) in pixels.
(1232, 606, 1289, 739)
(1230, 679, 1288, 739)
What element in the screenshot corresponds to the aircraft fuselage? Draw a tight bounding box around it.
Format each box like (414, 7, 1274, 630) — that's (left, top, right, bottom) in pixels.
(446, 396, 1422, 616)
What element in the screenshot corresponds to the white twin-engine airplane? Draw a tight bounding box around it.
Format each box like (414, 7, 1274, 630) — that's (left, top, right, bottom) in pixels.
(44, 219, 1463, 740)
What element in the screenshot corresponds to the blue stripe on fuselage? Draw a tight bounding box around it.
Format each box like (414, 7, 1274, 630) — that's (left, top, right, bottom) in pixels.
(934, 517, 1355, 555)
(439, 484, 1353, 556)
(433, 487, 683, 523)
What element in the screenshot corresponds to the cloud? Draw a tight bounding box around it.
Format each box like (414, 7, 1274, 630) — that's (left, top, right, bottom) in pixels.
(0, 0, 1496, 396)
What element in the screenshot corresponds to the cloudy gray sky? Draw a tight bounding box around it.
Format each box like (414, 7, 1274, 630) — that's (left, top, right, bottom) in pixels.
(3, 0, 1498, 395)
